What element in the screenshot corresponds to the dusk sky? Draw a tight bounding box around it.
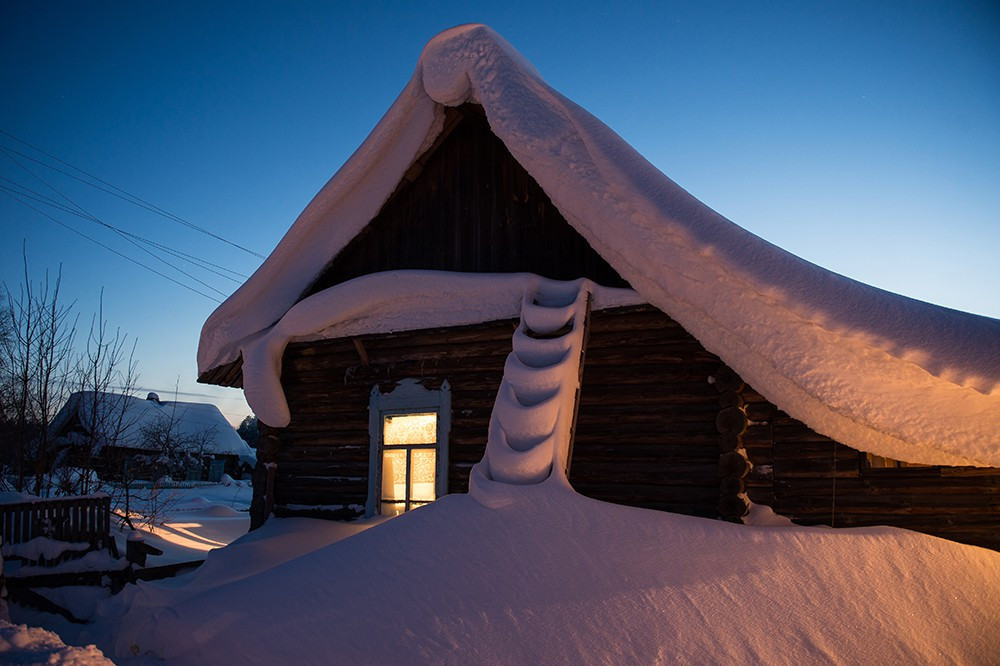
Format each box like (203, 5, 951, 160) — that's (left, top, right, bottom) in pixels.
(2, 1, 998, 425)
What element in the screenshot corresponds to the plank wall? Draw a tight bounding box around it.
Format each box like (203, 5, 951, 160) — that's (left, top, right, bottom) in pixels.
(302, 104, 629, 298)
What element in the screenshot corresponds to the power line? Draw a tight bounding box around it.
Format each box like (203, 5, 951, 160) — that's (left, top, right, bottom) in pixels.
(1, 148, 230, 298)
(0, 129, 268, 259)
(0, 177, 248, 282)
(2, 190, 222, 303)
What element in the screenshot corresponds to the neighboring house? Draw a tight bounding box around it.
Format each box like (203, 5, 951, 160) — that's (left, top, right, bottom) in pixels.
(197, 25, 1000, 549)
(50, 391, 256, 481)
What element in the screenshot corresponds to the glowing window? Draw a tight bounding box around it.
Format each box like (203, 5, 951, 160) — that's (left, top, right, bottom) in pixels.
(367, 380, 450, 518)
(380, 413, 438, 516)
(384, 412, 437, 446)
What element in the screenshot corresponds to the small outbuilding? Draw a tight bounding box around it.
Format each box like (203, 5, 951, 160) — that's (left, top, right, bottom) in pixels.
(50, 391, 256, 481)
(198, 25, 1000, 550)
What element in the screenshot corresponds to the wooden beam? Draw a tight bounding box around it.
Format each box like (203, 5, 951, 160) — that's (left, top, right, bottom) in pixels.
(353, 338, 370, 367)
(565, 291, 593, 478)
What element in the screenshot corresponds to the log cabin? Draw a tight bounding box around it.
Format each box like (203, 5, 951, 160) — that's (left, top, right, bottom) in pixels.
(50, 391, 256, 481)
(198, 25, 1000, 550)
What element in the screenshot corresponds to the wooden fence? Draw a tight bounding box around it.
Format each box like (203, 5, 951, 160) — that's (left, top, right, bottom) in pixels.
(1, 494, 116, 560)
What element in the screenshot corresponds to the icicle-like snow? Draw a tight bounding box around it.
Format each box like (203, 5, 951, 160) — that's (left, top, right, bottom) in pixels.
(471, 278, 592, 500)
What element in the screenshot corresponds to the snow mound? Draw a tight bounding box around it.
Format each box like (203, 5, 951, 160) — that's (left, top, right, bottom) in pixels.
(104, 482, 1000, 665)
(198, 25, 1000, 467)
(0, 620, 113, 665)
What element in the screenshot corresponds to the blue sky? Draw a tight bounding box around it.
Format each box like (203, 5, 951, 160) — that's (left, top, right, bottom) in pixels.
(2, 1, 998, 425)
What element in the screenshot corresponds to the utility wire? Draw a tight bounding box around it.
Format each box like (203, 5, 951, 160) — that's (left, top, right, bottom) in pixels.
(2, 190, 222, 303)
(2, 149, 229, 298)
(0, 177, 248, 282)
(0, 129, 267, 259)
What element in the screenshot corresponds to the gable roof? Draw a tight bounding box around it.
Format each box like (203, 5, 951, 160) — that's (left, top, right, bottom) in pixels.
(198, 24, 1000, 467)
(52, 391, 256, 464)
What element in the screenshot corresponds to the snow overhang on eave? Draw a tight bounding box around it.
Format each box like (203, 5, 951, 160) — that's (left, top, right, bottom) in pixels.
(198, 24, 1000, 467)
(234, 270, 641, 427)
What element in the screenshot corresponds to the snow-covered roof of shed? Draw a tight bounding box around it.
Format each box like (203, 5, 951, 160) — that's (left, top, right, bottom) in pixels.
(199, 24, 1000, 467)
(52, 391, 256, 464)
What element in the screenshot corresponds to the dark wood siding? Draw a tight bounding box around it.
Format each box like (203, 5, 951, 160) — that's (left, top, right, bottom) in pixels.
(263, 305, 724, 520)
(572, 307, 724, 517)
(270, 317, 514, 515)
(303, 105, 629, 298)
(258, 304, 1000, 551)
(741, 389, 1000, 551)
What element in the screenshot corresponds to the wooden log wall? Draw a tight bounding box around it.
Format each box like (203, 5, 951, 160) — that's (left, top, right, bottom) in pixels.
(570, 307, 724, 518)
(255, 303, 999, 551)
(268, 317, 515, 519)
(262, 305, 726, 521)
(740, 388, 1000, 551)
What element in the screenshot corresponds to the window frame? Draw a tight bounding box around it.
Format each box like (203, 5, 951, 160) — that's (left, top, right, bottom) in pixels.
(366, 379, 451, 518)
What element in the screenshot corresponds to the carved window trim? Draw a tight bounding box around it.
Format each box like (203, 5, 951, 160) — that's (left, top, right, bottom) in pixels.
(366, 379, 451, 517)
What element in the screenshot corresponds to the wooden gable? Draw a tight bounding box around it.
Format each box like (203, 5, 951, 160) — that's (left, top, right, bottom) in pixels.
(302, 104, 629, 299)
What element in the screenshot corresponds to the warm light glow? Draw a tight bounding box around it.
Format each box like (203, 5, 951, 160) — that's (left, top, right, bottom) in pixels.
(381, 412, 438, 516)
(384, 412, 436, 445)
(382, 449, 407, 502)
(410, 449, 436, 501)
(153, 522, 229, 552)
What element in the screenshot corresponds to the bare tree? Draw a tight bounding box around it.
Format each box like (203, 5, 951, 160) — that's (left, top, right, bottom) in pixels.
(0, 255, 76, 492)
(103, 393, 219, 530)
(60, 292, 140, 495)
(140, 396, 218, 482)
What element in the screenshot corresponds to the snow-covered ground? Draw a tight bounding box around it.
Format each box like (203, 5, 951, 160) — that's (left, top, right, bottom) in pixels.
(114, 480, 254, 566)
(3, 481, 255, 664)
(11, 481, 980, 664)
(6, 477, 999, 664)
(0, 620, 114, 665)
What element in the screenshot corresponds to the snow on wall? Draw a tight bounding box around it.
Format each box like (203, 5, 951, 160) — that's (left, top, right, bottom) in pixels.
(472, 278, 593, 495)
(241, 271, 640, 426)
(199, 24, 1000, 467)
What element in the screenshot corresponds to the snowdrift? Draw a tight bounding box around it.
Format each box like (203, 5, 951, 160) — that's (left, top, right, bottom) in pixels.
(104, 484, 1000, 664)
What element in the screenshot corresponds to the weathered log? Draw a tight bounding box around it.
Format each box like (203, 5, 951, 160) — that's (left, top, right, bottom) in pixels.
(720, 475, 746, 496)
(719, 451, 751, 478)
(711, 366, 744, 393)
(718, 494, 750, 521)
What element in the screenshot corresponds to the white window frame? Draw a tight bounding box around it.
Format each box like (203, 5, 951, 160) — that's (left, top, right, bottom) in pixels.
(366, 379, 451, 517)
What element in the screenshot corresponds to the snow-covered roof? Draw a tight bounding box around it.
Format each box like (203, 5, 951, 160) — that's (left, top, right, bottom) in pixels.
(199, 24, 1000, 467)
(51, 392, 255, 465)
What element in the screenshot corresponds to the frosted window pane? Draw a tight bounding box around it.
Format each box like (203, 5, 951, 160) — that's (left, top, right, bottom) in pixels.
(384, 413, 437, 445)
(410, 448, 437, 501)
(381, 449, 407, 502)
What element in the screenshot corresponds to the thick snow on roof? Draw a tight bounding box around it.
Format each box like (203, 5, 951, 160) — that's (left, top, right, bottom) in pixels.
(52, 392, 255, 464)
(199, 24, 1000, 467)
(240, 272, 640, 426)
(101, 485, 1000, 664)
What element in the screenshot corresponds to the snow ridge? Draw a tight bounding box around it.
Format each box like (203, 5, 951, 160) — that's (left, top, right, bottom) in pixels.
(473, 279, 591, 494)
